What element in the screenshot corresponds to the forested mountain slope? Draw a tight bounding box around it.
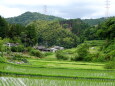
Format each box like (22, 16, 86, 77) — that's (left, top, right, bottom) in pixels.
(6, 11, 64, 25)
(82, 18, 106, 26)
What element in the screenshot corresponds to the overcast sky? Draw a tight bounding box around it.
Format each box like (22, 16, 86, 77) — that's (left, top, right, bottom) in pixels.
(0, 0, 115, 19)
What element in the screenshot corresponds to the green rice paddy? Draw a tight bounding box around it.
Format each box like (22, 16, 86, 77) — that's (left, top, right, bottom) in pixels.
(0, 58, 115, 86)
(0, 76, 115, 86)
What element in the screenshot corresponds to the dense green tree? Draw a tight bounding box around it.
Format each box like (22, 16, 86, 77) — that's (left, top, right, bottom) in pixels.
(8, 24, 25, 39)
(60, 19, 89, 36)
(24, 25, 38, 46)
(0, 16, 8, 38)
(60, 19, 89, 43)
(83, 27, 98, 40)
(97, 17, 115, 40)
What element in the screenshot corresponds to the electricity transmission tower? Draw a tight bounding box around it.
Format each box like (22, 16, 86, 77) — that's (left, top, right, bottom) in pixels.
(43, 5, 47, 15)
(105, 0, 110, 18)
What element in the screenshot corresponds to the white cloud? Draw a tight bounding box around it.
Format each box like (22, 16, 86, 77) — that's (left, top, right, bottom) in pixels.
(0, 0, 115, 18)
(0, 5, 25, 18)
(1, 0, 73, 6)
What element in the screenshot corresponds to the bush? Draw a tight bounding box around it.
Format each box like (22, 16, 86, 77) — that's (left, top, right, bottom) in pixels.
(12, 54, 23, 60)
(102, 40, 115, 53)
(44, 52, 53, 56)
(74, 43, 89, 61)
(0, 57, 6, 62)
(12, 54, 28, 63)
(94, 53, 106, 62)
(84, 40, 105, 46)
(11, 45, 25, 52)
(25, 47, 33, 52)
(30, 49, 43, 58)
(56, 50, 68, 60)
(105, 61, 115, 69)
(83, 53, 93, 61)
(105, 50, 115, 61)
(85, 52, 107, 62)
(22, 59, 28, 63)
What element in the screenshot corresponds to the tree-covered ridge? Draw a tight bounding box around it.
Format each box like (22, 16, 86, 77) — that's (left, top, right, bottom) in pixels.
(6, 11, 64, 25)
(5, 11, 108, 26)
(82, 18, 106, 26)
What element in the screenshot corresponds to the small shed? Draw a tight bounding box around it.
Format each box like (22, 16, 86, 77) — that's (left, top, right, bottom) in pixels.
(50, 48, 58, 52)
(36, 46, 46, 51)
(5, 43, 19, 47)
(53, 46, 64, 50)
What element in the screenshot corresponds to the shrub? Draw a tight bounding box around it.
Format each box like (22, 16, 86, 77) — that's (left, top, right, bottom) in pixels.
(105, 50, 115, 61)
(12, 54, 23, 60)
(0, 57, 6, 62)
(11, 45, 25, 52)
(86, 52, 107, 62)
(25, 47, 33, 52)
(30, 49, 43, 58)
(12, 54, 28, 63)
(103, 40, 115, 53)
(105, 61, 115, 69)
(22, 59, 28, 63)
(44, 52, 53, 56)
(71, 54, 78, 61)
(95, 53, 106, 62)
(83, 53, 93, 61)
(74, 43, 89, 61)
(84, 40, 105, 46)
(56, 50, 68, 60)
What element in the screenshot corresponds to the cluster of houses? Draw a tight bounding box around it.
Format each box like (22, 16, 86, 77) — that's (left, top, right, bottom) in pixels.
(35, 46, 64, 52)
(4, 43, 64, 52)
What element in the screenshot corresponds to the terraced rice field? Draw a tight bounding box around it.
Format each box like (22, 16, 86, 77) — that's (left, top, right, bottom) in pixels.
(0, 59, 115, 86)
(0, 62, 115, 79)
(0, 76, 115, 86)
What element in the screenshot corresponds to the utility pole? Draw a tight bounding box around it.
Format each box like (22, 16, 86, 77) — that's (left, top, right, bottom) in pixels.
(105, 0, 110, 18)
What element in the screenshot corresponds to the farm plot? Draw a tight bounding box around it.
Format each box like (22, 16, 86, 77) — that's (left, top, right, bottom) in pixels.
(0, 76, 115, 86)
(28, 59, 105, 70)
(0, 62, 115, 79)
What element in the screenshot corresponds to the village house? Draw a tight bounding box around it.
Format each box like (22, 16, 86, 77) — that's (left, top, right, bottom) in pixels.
(35, 46, 64, 52)
(35, 46, 46, 51)
(5, 43, 19, 47)
(53, 46, 64, 50)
